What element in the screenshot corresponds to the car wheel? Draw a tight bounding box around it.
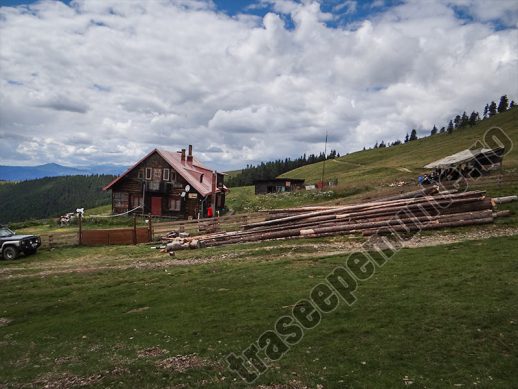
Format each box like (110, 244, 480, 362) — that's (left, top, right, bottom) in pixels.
(3, 246, 18, 260)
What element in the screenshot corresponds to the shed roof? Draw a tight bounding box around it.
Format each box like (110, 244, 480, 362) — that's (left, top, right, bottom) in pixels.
(424, 147, 498, 169)
(253, 178, 306, 184)
(103, 148, 224, 196)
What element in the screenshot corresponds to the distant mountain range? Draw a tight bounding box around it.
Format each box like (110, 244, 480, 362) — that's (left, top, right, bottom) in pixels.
(0, 163, 127, 181)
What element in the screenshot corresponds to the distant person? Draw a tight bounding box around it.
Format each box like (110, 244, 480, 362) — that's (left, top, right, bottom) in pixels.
(418, 175, 424, 185)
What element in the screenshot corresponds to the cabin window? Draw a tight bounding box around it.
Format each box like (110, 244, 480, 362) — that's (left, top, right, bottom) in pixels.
(171, 172, 177, 182)
(163, 168, 170, 181)
(168, 196, 181, 211)
(145, 167, 152, 180)
(130, 195, 143, 208)
(153, 168, 162, 181)
(113, 192, 129, 208)
(138, 169, 144, 179)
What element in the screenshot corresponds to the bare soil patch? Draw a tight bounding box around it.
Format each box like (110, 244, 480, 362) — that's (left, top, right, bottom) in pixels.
(156, 353, 212, 372)
(137, 346, 169, 359)
(0, 318, 13, 327)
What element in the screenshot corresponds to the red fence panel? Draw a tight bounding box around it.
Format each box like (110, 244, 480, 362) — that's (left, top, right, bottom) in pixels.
(81, 227, 150, 246)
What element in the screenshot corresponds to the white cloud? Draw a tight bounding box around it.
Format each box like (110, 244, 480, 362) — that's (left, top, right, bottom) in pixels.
(0, 0, 517, 169)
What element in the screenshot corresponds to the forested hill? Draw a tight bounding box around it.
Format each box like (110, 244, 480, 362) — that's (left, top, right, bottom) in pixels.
(226, 150, 339, 187)
(0, 175, 114, 223)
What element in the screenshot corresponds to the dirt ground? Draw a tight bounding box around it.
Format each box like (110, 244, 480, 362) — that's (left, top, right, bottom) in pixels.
(1, 225, 517, 280)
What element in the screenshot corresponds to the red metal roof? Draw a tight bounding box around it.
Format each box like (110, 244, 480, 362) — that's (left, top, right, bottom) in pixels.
(102, 148, 224, 197)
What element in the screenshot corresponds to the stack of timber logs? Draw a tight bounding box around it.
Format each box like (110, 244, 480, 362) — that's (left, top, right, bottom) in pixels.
(160, 188, 516, 250)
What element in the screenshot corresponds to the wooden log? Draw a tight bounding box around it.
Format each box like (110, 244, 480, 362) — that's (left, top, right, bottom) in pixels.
(203, 210, 493, 247)
(242, 198, 492, 237)
(362, 216, 494, 236)
(493, 210, 512, 218)
(245, 195, 488, 233)
(492, 195, 517, 204)
(166, 190, 511, 250)
(244, 191, 486, 230)
(300, 210, 493, 237)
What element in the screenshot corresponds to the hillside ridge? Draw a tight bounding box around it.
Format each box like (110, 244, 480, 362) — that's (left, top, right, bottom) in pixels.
(280, 108, 518, 186)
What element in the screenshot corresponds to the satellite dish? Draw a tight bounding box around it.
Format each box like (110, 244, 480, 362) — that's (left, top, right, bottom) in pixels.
(185, 184, 191, 192)
(181, 192, 186, 198)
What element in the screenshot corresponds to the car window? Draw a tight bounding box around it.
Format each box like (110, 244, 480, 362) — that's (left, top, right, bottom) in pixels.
(0, 228, 14, 238)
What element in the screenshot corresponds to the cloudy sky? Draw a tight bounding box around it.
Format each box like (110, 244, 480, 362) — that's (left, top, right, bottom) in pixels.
(0, 0, 517, 170)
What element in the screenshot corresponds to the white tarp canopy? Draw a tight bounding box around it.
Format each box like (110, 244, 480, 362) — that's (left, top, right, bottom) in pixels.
(424, 148, 495, 169)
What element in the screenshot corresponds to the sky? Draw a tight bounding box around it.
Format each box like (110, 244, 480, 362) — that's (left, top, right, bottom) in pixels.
(0, 0, 517, 170)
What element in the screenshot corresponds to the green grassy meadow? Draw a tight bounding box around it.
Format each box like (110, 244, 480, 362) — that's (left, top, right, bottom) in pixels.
(1, 235, 517, 388)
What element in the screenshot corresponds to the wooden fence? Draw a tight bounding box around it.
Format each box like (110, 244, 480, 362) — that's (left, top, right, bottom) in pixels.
(37, 227, 151, 248)
(80, 227, 151, 246)
(39, 232, 78, 249)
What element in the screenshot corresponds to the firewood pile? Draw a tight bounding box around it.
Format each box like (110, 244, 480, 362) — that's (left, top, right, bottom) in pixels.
(159, 187, 516, 251)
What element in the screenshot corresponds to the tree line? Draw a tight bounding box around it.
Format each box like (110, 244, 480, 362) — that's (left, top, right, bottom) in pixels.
(372, 95, 515, 149)
(226, 150, 339, 187)
(0, 175, 115, 223)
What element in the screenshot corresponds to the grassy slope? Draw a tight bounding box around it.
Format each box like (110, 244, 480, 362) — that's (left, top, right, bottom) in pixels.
(280, 109, 518, 186)
(223, 169, 242, 180)
(0, 236, 517, 387)
(225, 110, 517, 212)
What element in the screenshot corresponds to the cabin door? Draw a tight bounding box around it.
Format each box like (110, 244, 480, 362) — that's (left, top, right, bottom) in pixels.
(151, 196, 162, 216)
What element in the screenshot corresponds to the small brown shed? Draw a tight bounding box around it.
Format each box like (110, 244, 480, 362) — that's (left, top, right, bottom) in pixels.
(254, 178, 305, 195)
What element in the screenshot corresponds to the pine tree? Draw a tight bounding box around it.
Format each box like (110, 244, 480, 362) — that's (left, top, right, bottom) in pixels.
(483, 104, 489, 119)
(510, 100, 515, 109)
(497, 95, 509, 113)
(431, 125, 438, 136)
(468, 111, 479, 126)
(488, 101, 497, 116)
(460, 112, 469, 128)
(409, 129, 418, 141)
(439, 126, 445, 134)
(447, 120, 454, 134)
(404, 133, 409, 143)
(453, 115, 461, 129)
(379, 141, 386, 148)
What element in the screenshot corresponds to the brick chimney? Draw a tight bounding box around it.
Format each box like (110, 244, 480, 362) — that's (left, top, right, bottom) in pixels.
(187, 144, 193, 162)
(181, 148, 186, 162)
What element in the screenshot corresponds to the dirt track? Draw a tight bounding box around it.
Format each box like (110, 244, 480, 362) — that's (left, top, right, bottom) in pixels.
(1, 225, 517, 280)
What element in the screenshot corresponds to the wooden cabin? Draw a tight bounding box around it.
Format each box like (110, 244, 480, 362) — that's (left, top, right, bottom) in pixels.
(103, 146, 226, 218)
(254, 178, 305, 195)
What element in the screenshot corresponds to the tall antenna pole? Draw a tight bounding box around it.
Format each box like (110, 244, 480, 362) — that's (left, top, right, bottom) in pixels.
(321, 130, 328, 189)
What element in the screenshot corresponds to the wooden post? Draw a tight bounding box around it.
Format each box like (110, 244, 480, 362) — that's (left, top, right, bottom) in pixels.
(148, 214, 153, 241)
(78, 213, 83, 246)
(211, 171, 217, 217)
(132, 214, 137, 245)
